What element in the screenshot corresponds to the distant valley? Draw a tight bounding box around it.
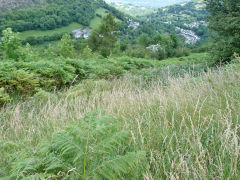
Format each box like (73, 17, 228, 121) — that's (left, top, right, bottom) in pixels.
(105, 0, 191, 7)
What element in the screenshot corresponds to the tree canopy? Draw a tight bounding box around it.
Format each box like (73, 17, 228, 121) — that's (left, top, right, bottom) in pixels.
(205, 0, 240, 62)
(88, 13, 119, 57)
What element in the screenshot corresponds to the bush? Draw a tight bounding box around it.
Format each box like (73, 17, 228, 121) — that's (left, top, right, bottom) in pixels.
(0, 88, 10, 105)
(0, 28, 22, 60)
(0, 63, 40, 96)
(0, 54, 162, 100)
(100, 48, 111, 58)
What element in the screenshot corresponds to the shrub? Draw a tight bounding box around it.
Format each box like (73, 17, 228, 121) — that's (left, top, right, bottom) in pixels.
(0, 28, 22, 60)
(33, 89, 57, 101)
(0, 88, 10, 105)
(21, 60, 76, 89)
(60, 34, 75, 58)
(100, 48, 111, 58)
(81, 45, 93, 59)
(0, 67, 40, 96)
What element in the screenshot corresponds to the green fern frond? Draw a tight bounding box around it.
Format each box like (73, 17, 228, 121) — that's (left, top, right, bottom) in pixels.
(94, 131, 130, 154)
(4, 113, 146, 179)
(93, 151, 146, 179)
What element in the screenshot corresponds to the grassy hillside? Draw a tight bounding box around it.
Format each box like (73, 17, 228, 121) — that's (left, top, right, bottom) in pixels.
(1, 57, 240, 178)
(136, 0, 208, 47)
(1, 0, 240, 178)
(19, 22, 83, 39)
(90, 8, 112, 29)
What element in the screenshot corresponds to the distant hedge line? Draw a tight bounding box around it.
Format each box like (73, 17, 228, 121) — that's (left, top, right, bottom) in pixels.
(22, 33, 71, 45)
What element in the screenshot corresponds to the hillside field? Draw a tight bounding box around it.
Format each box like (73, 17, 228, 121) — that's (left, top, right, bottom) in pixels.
(1, 0, 240, 179)
(1, 54, 240, 178)
(19, 22, 83, 39)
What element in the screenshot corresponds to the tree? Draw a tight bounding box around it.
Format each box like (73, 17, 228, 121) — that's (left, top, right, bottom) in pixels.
(138, 33, 151, 47)
(88, 13, 119, 57)
(82, 45, 93, 59)
(170, 33, 179, 49)
(0, 28, 22, 60)
(205, 0, 240, 63)
(60, 34, 74, 58)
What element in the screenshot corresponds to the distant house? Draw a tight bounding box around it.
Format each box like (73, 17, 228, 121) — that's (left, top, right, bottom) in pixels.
(128, 19, 140, 30)
(72, 29, 90, 39)
(176, 27, 200, 44)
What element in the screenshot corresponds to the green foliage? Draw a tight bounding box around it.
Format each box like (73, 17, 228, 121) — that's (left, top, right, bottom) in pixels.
(81, 45, 93, 59)
(118, 0, 208, 48)
(0, 28, 22, 60)
(138, 33, 151, 47)
(0, 43, 160, 99)
(22, 32, 68, 45)
(0, 88, 10, 105)
(131, 33, 187, 60)
(60, 34, 74, 58)
(5, 114, 146, 179)
(0, 0, 126, 45)
(0, 0, 99, 32)
(205, 0, 240, 63)
(0, 57, 239, 179)
(0, 62, 40, 96)
(88, 13, 119, 56)
(100, 47, 111, 58)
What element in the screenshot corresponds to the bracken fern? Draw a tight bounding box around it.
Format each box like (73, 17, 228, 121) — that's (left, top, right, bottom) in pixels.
(6, 113, 146, 179)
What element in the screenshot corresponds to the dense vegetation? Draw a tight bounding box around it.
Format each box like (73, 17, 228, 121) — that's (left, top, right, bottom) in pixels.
(0, 26, 207, 106)
(139, 0, 208, 45)
(1, 57, 240, 178)
(1, 0, 240, 179)
(0, 0, 125, 40)
(0, 28, 160, 104)
(0, 12, 195, 106)
(0, 0, 95, 32)
(205, 0, 240, 63)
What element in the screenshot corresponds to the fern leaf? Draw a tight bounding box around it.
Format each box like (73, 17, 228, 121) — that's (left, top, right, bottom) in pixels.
(94, 131, 130, 154)
(92, 151, 146, 179)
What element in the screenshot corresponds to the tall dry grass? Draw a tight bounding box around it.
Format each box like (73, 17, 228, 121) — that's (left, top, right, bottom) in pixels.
(1, 65, 240, 178)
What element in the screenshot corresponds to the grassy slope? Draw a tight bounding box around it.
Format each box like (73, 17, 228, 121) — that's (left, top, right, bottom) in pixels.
(90, 8, 110, 29)
(19, 22, 83, 39)
(90, 8, 121, 29)
(1, 53, 240, 178)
